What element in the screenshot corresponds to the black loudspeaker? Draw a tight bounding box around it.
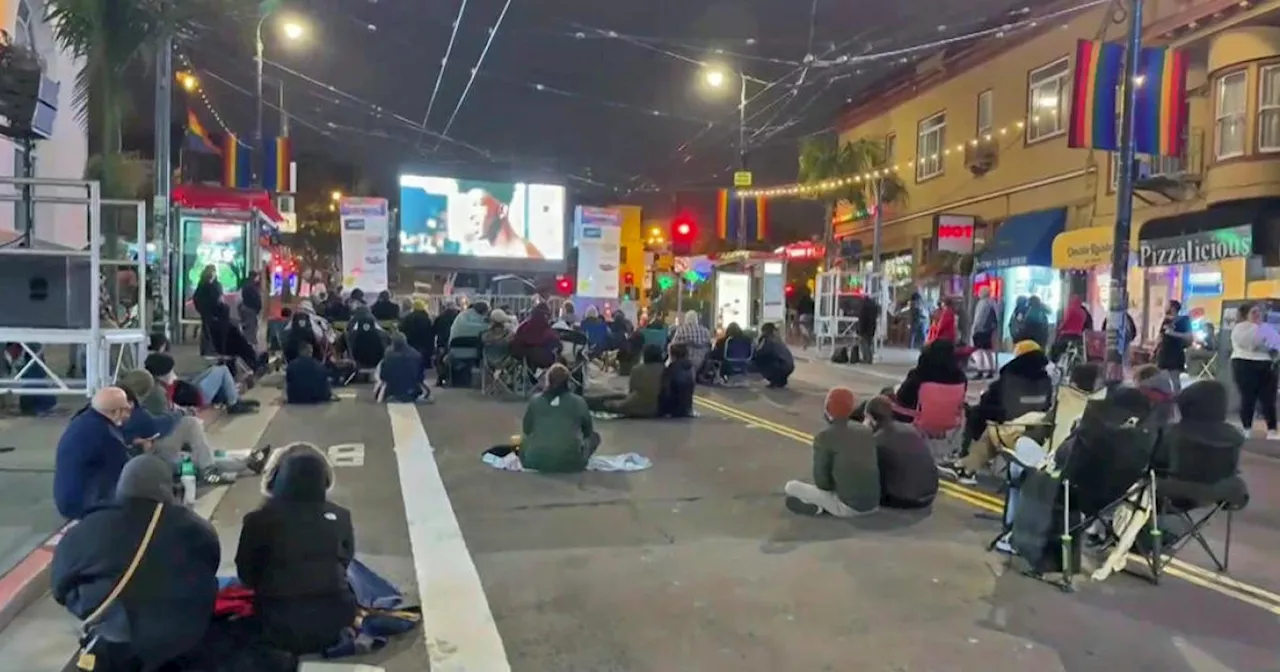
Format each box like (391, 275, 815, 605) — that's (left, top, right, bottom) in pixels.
(0, 44, 58, 140)
(0, 253, 93, 328)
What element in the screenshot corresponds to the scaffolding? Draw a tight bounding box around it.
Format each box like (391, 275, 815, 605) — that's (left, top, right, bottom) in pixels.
(814, 267, 889, 360)
(0, 178, 147, 397)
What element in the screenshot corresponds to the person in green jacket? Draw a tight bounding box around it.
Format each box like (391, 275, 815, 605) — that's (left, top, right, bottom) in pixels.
(586, 344, 665, 418)
(519, 364, 601, 473)
(784, 386, 881, 516)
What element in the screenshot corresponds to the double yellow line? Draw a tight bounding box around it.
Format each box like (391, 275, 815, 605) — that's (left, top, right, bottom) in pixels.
(694, 395, 1280, 615)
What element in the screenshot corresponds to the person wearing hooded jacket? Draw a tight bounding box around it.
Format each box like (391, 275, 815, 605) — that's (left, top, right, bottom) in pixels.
(519, 364, 601, 472)
(236, 442, 357, 655)
(660, 343, 696, 418)
(891, 339, 968, 421)
(52, 455, 221, 671)
(942, 340, 1052, 484)
(1152, 379, 1249, 513)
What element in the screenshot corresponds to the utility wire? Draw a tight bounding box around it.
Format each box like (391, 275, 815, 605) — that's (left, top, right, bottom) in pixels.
(415, 0, 470, 148)
(433, 0, 514, 150)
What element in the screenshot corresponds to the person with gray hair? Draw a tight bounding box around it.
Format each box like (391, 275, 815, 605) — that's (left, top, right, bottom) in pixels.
(670, 309, 712, 370)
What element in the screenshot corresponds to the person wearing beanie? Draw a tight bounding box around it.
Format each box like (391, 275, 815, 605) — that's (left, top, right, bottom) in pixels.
(518, 364, 599, 472)
(941, 338, 1052, 485)
(146, 335, 257, 413)
(784, 386, 881, 516)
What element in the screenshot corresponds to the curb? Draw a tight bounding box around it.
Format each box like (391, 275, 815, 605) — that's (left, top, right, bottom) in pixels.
(0, 524, 68, 634)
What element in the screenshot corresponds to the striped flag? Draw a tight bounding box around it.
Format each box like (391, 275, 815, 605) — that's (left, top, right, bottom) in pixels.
(1134, 46, 1189, 157)
(262, 136, 293, 193)
(1068, 39, 1125, 151)
(184, 110, 219, 154)
(221, 133, 252, 188)
(716, 190, 768, 242)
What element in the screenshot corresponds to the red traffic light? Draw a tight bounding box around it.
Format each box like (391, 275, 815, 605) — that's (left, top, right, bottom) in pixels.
(671, 214, 697, 254)
(785, 284, 795, 295)
(675, 222, 691, 236)
(623, 271, 635, 285)
(556, 276, 573, 294)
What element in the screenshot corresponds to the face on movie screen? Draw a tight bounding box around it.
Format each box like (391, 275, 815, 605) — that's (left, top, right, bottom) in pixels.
(397, 174, 566, 261)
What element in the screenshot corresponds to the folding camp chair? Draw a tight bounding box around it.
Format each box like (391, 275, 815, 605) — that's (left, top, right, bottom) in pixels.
(1187, 349, 1217, 381)
(897, 382, 967, 462)
(446, 335, 482, 388)
(557, 328, 590, 392)
(481, 341, 519, 397)
(717, 337, 754, 386)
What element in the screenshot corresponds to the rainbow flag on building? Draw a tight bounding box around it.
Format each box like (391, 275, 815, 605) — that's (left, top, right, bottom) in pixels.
(1134, 46, 1189, 157)
(184, 110, 219, 154)
(1068, 39, 1125, 151)
(221, 133, 252, 189)
(716, 190, 767, 242)
(262, 136, 293, 193)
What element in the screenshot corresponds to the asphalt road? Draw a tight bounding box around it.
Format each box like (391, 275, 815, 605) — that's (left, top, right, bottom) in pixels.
(4, 366, 1280, 671)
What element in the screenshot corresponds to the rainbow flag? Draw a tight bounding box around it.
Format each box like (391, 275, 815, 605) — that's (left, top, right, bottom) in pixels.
(220, 133, 251, 189)
(716, 190, 767, 242)
(1134, 46, 1189, 157)
(1068, 39, 1125, 151)
(184, 110, 219, 154)
(262, 136, 293, 193)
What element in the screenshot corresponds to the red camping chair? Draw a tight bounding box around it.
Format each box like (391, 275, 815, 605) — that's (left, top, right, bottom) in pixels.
(912, 382, 968, 462)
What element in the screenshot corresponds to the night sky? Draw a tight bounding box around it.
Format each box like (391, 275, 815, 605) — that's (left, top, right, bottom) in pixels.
(178, 0, 1061, 234)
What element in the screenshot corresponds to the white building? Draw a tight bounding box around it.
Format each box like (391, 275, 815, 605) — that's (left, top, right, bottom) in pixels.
(0, 0, 89, 248)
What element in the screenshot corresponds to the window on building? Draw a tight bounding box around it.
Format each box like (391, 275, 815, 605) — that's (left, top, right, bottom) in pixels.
(1216, 70, 1247, 159)
(977, 90, 993, 137)
(15, 1, 33, 46)
(1110, 83, 1184, 190)
(1259, 65, 1280, 152)
(1027, 58, 1069, 142)
(916, 112, 946, 181)
(883, 133, 896, 165)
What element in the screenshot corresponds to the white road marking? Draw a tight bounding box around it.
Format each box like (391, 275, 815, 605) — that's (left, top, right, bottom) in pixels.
(387, 404, 511, 672)
(327, 442, 366, 467)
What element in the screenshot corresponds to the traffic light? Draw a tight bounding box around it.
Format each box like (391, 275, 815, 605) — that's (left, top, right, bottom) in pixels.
(670, 214, 696, 255)
(785, 283, 795, 296)
(556, 275, 573, 295)
(623, 270, 634, 285)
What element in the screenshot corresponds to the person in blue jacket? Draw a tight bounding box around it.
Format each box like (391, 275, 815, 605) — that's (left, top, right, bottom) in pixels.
(285, 342, 335, 404)
(376, 333, 431, 403)
(53, 387, 133, 520)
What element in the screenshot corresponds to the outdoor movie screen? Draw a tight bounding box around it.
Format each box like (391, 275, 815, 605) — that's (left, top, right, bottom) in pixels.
(398, 174, 566, 262)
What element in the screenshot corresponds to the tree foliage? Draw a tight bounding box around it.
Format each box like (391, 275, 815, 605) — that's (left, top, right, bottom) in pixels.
(797, 136, 907, 215)
(284, 198, 342, 283)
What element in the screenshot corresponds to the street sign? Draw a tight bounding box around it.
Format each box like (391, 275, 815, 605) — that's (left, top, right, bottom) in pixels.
(733, 171, 753, 187)
(657, 254, 674, 272)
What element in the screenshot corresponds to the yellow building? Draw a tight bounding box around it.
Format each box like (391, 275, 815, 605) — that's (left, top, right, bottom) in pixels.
(831, 0, 1280, 342)
(611, 205, 648, 306)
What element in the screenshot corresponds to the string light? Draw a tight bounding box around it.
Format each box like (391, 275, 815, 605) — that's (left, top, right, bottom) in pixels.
(737, 114, 1036, 198)
(175, 50, 250, 147)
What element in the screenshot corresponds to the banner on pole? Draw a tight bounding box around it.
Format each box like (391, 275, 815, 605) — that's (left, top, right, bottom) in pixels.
(339, 197, 389, 294)
(573, 206, 622, 299)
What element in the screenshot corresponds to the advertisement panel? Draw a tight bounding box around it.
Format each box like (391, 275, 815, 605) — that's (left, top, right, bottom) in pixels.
(714, 271, 751, 332)
(339, 197, 390, 294)
(398, 174, 566, 262)
(574, 206, 621, 299)
(180, 217, 248, 320)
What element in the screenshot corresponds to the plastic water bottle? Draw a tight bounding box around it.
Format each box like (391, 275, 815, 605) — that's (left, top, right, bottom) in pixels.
(180, 456, 197, 507)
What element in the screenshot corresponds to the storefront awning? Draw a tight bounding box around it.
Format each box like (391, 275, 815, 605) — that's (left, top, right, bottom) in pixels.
(976, 207, 1066, 271)
(1051, 225, 1142, 269)
(1137, 200, 1274, 267)
(172, 184, 285, 225)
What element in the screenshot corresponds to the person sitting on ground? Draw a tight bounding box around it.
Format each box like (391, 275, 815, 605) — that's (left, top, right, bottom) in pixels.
(284, 300, 334, 362)
(286, 342, 335, 404)
(323, 291, 351, 323)
(940, 339, 1053, 485)
(119, 370, 267, 484)
(341, 304, 389, 369)
(207, 301, 268, 374)
(376, 333, 431, 403)
(784, 387, 880, 516)
(52, 454, 222, 672)
(865, 395, 938, 509)
(670, 310, 713, 371)
(587, 344, 665, 418)
(54, 387, 132, 520)
(753, 322, 795, 388)
(398, 299, 435, 364)
(890, 339, 968, 421)
(236, 442, 356, 656)
(512, 303, 562, 371)
(346, 288, 367, 312)
(370, 290, 400, 321)
(145, 334, 258, 414)
(517, 364, 601, 472)
(660, 342, 697, 418)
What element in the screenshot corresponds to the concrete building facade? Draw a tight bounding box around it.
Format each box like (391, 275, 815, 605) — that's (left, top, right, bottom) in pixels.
(833, 0, 1280, 344)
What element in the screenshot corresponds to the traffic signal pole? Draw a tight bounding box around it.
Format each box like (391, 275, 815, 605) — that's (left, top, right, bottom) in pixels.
(1107, 0, 1144, 383)
(737, 75, 747, 251)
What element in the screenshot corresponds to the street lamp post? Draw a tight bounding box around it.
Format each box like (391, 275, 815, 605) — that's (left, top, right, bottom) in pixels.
(703, 67, 750, 250)
(255, 14, 304, 187)
(1107, 0, 1144, 383)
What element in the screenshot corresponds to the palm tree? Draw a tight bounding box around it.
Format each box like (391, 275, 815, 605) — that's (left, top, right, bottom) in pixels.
(797, 136, 907, 266)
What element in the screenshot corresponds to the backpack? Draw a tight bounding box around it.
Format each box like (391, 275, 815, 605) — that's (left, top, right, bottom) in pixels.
(831, 346, 850, 364)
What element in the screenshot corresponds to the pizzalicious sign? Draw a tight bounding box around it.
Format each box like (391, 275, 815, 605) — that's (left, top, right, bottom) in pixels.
(1137, 225, 1252, 267)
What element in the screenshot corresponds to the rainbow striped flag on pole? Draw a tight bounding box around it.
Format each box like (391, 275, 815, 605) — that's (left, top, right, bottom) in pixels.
(716, 190, 768, 242)
(1068, 39, 1125, 151)
(262, 136, 293, 193)
(221, 133, 252, 189)
(1134, 46, 1189, 157)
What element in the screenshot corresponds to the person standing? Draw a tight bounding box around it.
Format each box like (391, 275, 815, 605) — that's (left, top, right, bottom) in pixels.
(970, 287, 999, 379)
(857, 295, 879, 364)
(1230, 302, 1280, 438)
(928, 297, 958, 345)
(1156, 299, 1194, 393)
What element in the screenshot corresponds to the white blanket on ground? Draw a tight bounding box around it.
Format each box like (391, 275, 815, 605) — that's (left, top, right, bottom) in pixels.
(481, 451, 653, 472)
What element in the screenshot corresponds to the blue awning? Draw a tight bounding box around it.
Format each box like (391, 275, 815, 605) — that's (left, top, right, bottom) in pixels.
(977, 207, 1067, 270)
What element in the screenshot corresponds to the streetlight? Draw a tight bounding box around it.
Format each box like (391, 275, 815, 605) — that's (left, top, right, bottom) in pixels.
(331, 190, 343, 202)
(701, 65, 748, 250)
(256, 13, 307, 187)
(178, 72, 198, 92)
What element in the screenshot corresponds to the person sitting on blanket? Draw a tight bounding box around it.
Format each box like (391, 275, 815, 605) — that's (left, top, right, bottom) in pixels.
(865, 395, 938, 509)
(784, 387, 881, 517)
(660, 343, 697, 418)
(237, 442, 357, 656)
(52, 454, 221, 671)
(587, 344, 665, 418)
(515, 364, 601, 472)
(377, 332, 431, 403)
(940, 339, 1052, 485)
(286, 342, 336, 404)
